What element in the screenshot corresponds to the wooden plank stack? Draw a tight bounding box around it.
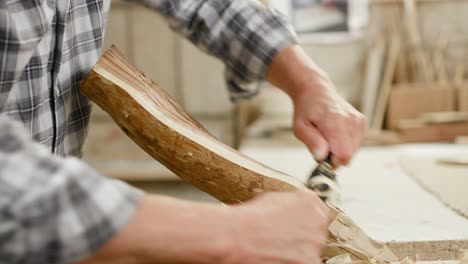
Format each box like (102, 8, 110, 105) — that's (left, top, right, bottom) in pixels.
(362, 0, 468, 144)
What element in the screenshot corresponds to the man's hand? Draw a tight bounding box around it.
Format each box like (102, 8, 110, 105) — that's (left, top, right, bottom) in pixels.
(267, 45, 368, 166)
(229, 190, 330, 264)
(76, 191, 329, 264)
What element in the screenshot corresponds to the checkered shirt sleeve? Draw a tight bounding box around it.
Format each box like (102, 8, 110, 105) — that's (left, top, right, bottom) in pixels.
(0, 0, 298, 263)
(0, 116, 144, 264)
(133, 0, 298, 100)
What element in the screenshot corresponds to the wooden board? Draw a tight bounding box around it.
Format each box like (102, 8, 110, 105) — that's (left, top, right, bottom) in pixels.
(80, 45, 399, 262)
(361, 40, 385, 121)
(459, 86, 468, 112)
(402, 0, 430, 82)
(387, 84, 456, 129)
(397, 121, 468, 142)
(419, 112, 468, 124)
(371, 36, 401, 131)
(363, 130, 402, 145)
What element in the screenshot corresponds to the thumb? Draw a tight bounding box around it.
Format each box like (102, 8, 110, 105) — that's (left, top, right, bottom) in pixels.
(293, 120, 329, 161)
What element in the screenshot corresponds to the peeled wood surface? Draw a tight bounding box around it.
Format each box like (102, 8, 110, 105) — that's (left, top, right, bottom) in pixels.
(80, 45, 397, 261)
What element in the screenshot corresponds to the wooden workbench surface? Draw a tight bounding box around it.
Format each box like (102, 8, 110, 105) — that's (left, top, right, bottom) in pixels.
(240, 138, 468, 243)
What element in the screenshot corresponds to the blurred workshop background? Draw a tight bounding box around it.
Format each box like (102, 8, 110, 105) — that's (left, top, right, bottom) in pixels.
(83, 0, 468, 242)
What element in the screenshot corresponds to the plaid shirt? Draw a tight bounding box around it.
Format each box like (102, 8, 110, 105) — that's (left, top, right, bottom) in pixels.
(0, 0, 296, 263)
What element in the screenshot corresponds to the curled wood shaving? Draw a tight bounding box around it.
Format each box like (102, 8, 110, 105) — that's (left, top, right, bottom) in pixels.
(326, 254, 353, 264)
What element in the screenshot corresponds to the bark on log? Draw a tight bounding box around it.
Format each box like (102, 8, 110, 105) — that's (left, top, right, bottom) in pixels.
(80, 45, 398, 262)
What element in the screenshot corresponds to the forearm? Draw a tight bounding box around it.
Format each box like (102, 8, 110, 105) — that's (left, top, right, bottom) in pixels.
(77, 195, 234, 264)
(266, 44, 331, 101)
(78, 191, 332, 264)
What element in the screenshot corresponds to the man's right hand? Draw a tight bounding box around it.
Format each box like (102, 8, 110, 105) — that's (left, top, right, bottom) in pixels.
(227, 190, 330, 264)
(77, 191, 330, 264)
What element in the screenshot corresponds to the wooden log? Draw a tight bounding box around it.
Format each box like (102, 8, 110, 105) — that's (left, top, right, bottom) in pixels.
(80, 45, 398, 262)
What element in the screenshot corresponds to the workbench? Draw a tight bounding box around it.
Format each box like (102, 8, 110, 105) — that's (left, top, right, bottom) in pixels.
(239, 135, 468, 259)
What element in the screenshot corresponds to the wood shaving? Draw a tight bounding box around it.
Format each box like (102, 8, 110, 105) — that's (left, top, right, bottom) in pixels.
(326, 254, 352, 264)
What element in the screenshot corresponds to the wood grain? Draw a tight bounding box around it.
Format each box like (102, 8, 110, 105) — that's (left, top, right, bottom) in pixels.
(80, 45, 398, 261)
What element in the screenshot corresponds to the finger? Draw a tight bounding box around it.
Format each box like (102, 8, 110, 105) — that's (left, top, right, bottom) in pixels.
(328, 132, 354, 166)
(337, 115, 367, 166)
(293, 120, 329, 161)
